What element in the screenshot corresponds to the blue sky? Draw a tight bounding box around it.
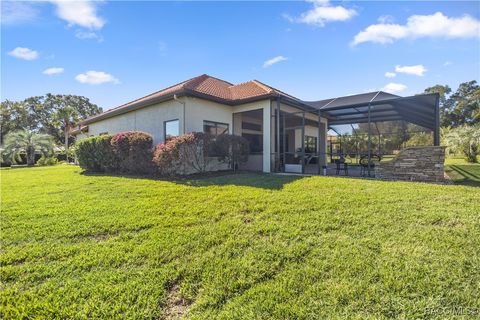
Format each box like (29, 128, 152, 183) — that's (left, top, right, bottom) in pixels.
(2, 1, 479, 111)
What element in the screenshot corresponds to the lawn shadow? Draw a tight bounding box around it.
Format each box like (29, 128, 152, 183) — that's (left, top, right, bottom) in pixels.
(80, 170, 304, 190)
(174, 172, 304, 190)
(446, 165, 480, 187)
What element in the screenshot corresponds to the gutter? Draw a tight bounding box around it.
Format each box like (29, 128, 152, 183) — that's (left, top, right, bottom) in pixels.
(173, 94, 186, 134)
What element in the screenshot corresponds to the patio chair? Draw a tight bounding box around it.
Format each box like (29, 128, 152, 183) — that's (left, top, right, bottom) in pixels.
(335, 156, 348, 176)
(359, 154, 382, 176)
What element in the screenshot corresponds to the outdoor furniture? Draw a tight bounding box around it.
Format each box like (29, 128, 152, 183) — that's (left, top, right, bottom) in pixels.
(335, 156, 348, 175)
(360, 154, 382, 176)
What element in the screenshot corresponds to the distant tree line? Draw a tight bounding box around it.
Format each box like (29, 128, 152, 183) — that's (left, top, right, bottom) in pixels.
(0, 94, 102, 146)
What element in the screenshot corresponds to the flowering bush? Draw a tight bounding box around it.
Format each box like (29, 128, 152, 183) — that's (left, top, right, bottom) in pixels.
(153, 132, 215, 176)
(111, 131, 153, 174)
(152, 141, 181, 176)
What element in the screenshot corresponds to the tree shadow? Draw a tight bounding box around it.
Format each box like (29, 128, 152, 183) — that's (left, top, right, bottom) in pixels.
(80, 170, 304, 190)
(174, 172, 304, 190)
(447, 165, 480, 187)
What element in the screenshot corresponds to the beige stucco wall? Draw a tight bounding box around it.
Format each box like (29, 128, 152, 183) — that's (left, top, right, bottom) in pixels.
(86, 99, 183, 145)
(183, 97, 233, 133)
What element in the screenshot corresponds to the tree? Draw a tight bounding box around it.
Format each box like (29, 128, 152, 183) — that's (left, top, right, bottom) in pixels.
(2, 129, 54, 166)
(425, 81, 480, 127)
(445, 81, 480, 127)
(38, 94, 102, 146)
(54, 105, 78, 158)
(1, 94, 102, 146)
(0, 100, 37, 144)
(444, 125, 480, 163)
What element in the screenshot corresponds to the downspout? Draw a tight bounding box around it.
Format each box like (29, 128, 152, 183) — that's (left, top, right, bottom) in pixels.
(173, 94, 186, 134)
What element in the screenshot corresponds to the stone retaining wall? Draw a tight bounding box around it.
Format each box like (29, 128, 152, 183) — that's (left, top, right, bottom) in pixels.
(375, 146, 446, 182)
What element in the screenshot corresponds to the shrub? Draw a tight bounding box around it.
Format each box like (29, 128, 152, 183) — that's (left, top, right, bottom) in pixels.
(152, 141, 181, 176)
(75, 135, 116, 172)
(212, 134, 249, 171)
(444, 125, 480, 163)
(152, 132, 215, 176)
(37, 156, 58, 166)
(180, 132, 216, 173)
(111, 131, 153, 174)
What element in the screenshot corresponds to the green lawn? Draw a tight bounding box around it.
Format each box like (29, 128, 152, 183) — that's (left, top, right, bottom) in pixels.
(1, 166, 479, 319)
(445, 157, 480, 187)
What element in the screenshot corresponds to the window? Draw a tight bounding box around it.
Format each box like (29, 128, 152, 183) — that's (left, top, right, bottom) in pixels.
(203, 121, 229, 136)
(164, 119, 179, 141)
(304, 136, 317, 154)
(242, 133, 263, 153)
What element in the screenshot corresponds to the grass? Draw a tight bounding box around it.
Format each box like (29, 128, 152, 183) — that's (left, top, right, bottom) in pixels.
(1, 165, 479, 319)
(444, 157, 480, 187)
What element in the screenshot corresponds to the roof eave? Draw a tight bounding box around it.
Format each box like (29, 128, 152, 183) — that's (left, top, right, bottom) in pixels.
(81, 89, 188, 125)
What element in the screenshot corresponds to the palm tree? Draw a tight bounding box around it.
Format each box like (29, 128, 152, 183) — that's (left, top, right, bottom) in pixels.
(54, 105, 78, 158)
(2, 130, 54, 166)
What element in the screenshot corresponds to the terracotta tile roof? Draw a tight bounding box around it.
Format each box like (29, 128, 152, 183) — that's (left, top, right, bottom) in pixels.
(81, 74, 308, 125)
(186, 75, 233, 99)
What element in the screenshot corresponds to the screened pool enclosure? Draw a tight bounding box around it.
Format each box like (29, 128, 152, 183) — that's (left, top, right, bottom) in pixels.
(271, 91, 440, 176)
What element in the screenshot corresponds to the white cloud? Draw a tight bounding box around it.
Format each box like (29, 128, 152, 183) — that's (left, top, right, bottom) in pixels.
(377, 15, 394, 24)
(385, 72, 396, 78)
(263, 56, 288, 68)
(352, 12, 480, 46)
(43, 67, 64, 75)
(8, 47, 39, 60)
(1, 1, 39, 25)
(443, 61, 452, 66)
(75, 30, 104, 42)
(381, 82, 407, 94)
(75, 71, 119, 85)
(285, 0, 357, 27)
(50, 0, 105, 30)
(395, 64, 427, 76)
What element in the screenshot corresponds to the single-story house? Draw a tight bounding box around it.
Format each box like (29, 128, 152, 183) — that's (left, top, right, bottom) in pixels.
(72, 74, 440, 175)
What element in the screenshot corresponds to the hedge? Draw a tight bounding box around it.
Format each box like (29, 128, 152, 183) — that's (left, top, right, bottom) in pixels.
(110, 131, 153, 174)
(75, 135, 116, 172)
(76, 131, 249, 176)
